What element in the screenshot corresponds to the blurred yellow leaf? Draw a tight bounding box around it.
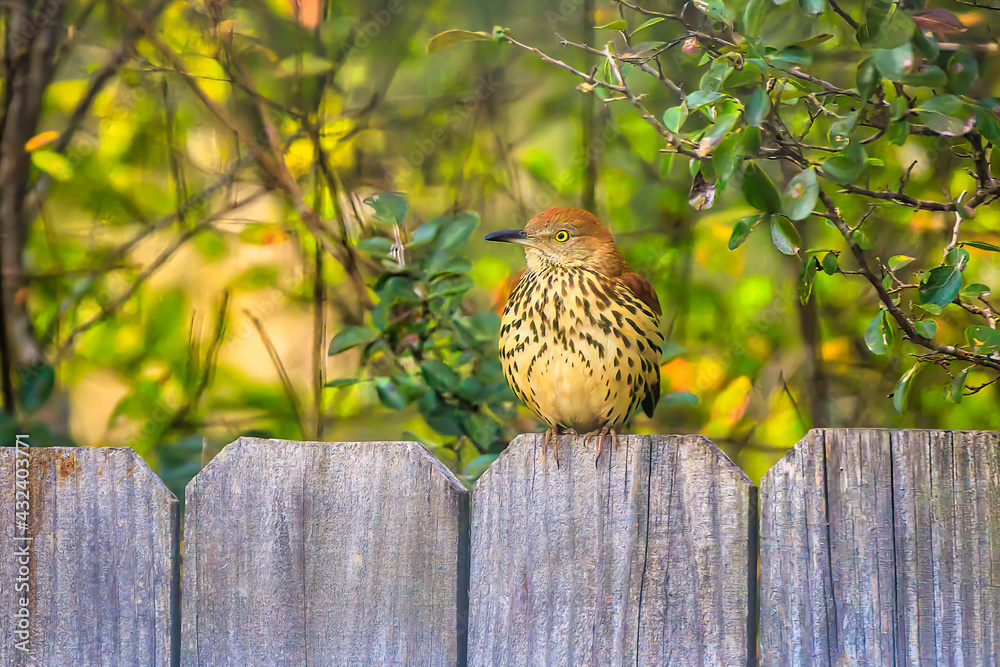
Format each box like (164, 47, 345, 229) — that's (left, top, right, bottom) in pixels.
(704, 375, 752, 437)
(31, 150, 73, 181)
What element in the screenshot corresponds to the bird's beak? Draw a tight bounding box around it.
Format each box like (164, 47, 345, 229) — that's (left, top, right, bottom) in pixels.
(485, 229, 531, 245)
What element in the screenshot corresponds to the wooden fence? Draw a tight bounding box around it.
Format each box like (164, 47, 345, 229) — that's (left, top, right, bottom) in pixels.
(0, 429, 997, 666)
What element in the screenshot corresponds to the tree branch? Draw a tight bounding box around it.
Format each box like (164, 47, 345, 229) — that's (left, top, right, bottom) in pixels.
(819, 190, 1000, 373)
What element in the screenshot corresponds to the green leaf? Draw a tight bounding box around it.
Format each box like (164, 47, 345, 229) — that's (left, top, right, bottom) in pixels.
(768, 46, 812, 66)
(873, 44, 913, 81)
(975, 104, 1000, 145)
(889, 255, 916, 271)
(409, 218, 443, 246)
(31, 150, 73, 181)
(745, 88, 770, 127)
(856, 57, 879, 101)
(914, 319, 938, 338)
(429, 274, 474, 298)
(889, 96, 908, 120)
(356, 237, 393, 256)
(633, 17, 665, 35)
(828, 112, 858, 150)
(686, 90, 725, 111)
(434, 212, 480, 250)
(375, 377, 408, 410)
(960, 283, 991, 298)
(17, 363, 55, 413)
(966, 325, 1000, 351)
(329, 326, 379, 355)
(728, 214, 762, 250)
(660, 391, 700, 407)
(915, 95, 974, 136)
(865, 311, 890, 355)
(798, 256, 818, 303)
(462, 454, 499, 479)
(703, 111, 741, 147)
(821, 141, 868, 184)
(324, 378, 362, 388)
(363, 192, 408, 224)
(743, 0, 771, 37)
(276, 53, 336, 78)
(948, 366, 971, 404)
(892, 363, 921, 413)
(857, 1, 915, 50)
(700, 60, 733, 93)
(912, 27, 938, 59)
(901, 65, 947, 89)
(595, 20, 627, 30)
(963, 240, 1000, 253)
(663, 105, 688, 133)
(420, 359, 460, 393)
(821, 252, 839, 275)
(724, 62, 763, 88)
(427, 30, 494, 54)
(913, 302, 942, 316)
(887, 119, 909, 145)
(798, 0, 825, 18)
(947, 51, 978, 95)
(944, 246, 970, 267)
(781, 168, 819, 221)
(771, 216, 802, 255)
(742, 162, 781, 213)
(713, 132, 745, 186)
(919, 265, 962, 307)
(742, 125, 762, 155)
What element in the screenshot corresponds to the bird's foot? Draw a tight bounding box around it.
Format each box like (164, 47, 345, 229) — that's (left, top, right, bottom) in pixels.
(541, 427, 577, 469)
(587, 426, 618, 466)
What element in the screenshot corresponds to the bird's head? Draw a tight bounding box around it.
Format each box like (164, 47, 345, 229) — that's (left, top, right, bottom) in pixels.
(485, 207, 626, 276)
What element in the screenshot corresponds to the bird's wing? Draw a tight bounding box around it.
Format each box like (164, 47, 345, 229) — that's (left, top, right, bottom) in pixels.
(619, 271, 662, 419)
(620, 271, 662, 316)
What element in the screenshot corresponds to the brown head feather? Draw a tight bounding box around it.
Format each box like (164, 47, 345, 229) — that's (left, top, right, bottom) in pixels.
(522, 207, 629, 276)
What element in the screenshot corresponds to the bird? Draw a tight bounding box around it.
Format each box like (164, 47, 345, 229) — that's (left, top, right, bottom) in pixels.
(485, 207, 663, 465)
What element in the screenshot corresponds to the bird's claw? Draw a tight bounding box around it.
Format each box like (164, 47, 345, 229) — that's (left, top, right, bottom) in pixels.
(541, 428, 579, 469)
(590, 426, 618, 466)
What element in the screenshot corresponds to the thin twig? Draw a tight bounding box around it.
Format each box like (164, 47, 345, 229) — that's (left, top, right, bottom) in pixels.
(827, 0, 859, 29)
(53, 191, 268, 357)
(245, 309, 305, 435)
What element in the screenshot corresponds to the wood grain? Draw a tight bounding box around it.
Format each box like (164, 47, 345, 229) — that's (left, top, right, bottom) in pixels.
(0, 446, 180, 666)
(180, 438, 470, 667)
(468, 433, 756, 667)
(759, 429, 1000, 666)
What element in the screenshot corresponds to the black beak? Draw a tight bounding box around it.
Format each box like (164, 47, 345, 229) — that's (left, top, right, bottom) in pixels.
(485, 229, 529, 244)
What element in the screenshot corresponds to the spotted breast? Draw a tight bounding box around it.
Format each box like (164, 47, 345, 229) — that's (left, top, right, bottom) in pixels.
(499, 261, 663, 434)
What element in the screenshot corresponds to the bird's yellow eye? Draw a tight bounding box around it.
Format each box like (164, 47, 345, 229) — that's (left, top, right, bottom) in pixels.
(554, 230, 570, 242)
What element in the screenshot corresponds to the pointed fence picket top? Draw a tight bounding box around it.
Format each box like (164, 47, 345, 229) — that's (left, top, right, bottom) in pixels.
(759, 429, 1000, 666)
(0, 446, 180, 666)
(180, 438, 471, 667)
(468, 433, 758, 667)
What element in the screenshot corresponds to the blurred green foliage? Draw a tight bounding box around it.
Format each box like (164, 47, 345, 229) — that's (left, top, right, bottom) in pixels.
(0, 0, 998, 497)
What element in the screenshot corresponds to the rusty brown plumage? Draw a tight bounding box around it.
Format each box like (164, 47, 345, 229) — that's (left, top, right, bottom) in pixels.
(486, 207, 664, 463)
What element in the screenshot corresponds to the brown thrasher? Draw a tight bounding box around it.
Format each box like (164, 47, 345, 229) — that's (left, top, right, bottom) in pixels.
(486, 207, 663, 464)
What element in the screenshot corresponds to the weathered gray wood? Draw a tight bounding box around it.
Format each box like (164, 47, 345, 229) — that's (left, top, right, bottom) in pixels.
(468, 433, 756, 666)
(181, 438, 470, 666)
(759, 428, 1000, 666)
(0, 446, 180, 666)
